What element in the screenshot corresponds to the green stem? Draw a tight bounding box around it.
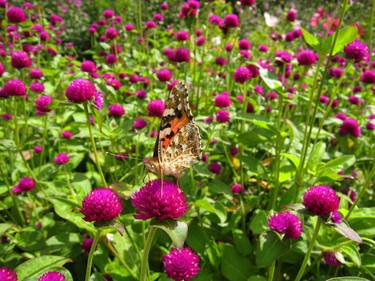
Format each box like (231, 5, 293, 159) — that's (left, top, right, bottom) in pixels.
(84, 103, 107, 186)
(268, 261, 276, 281)
(85, 228, 101, 281)
(105, 240, 138, 279)
(294, 219, 322, 281)
(140, 226, 157, 281)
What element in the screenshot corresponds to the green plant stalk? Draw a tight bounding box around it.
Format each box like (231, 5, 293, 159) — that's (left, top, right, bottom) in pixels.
(105, 240, 138, 279)
(84, 103, 107, 186)
(140, 226, 157, 281)
(85, 228, 101, 281)
(268, 261, 276, 281)
(294, 0, 347, 201)
(294, 219, 322, 281)
(345, 164, 375, 220)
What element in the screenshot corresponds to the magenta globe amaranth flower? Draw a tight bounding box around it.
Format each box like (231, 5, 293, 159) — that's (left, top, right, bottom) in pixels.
(360, 69, 375, 84)
(339, 118, 361, 138)
(296, 49, 317, 66)
(216, 109, 230, 123)
(344, 39, 369, 62)
(240, 0, 256, 6)
(214, 93, 232, 107)
(54, 153, 70, 165)
(131, 179, 188, 220)
(323, 252, 341, 267)
(0, 267, 17, 281)
(81, 60, 96, 73)
(105, 27, 119, 40)
(61, 130, 73, 139)
(65, 78, 96, 103)
(108, 103, 125, 118)
(209, 161, 222, 174)
(3, 80, 26, 97)
(38, 271, 65, 281)
(239, 39, 251, 50)
(30, 82, 45, 93)
(223, 14, 240, 28)
(147, 99, 165, 117)
(174, 48, 190, 63)
(35, 95, 53, 112)
(286, 9, 297, 21)
(157, 68, 173, 82)
(29, 68, 43, 79)
(12, 177, 36, 193)
(303, 186, 340, 217)
(81, 238, 93, 252)
(163, 247, 200, 281)
(268, 211, 302, 239)
(81, 188, 123, 222)
(7, 6, 27, 23)
(133, 119, 147, 130)
(233, 66, 251, 84)
(231, 183, 242, 194)
(329, 67, 344, 78)
(11, 51, 32, 69)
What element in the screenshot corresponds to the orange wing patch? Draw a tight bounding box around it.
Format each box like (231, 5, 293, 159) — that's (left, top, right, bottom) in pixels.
(161, 112, 189, 149)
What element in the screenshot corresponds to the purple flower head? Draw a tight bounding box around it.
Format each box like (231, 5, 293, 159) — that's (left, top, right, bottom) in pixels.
(65, 78, 96, 103)
(81, 60, 96, 73)
(157, 68, 173, 82)
(231, 183, 242, 194)
(287, 9, 297, 21)
(215, 57, 227, 66)
(0, 267, 18, 281)
(7, 6, 27, 23)
(147, 99, 165, 117)
(344, 40, 369, 62)
(106, 27, 119, 40)
(145, 20, 157, 29)
(268, 211, 302, 239)
(133, 119, 147, 130)
(12, 177, 36, 193)
(214, 93, 232, 108)
(81, 188, 123, 222)
(153, 13, 164, 22)
(348, 95, 362, 105)
(225, 43, 233, 52)
(239, 39, 251, 50)
(303, 186, 340, 217)
(163, 247, 200, 281)
(275, 50, 292, 65)
(3, 79, 26, 97)
(11, 51, 32, 69)
(108, 103, 125, 118)
(105, 53, 117, 64)
(135, 89, 147, 99)
(35, 95, 53, 112)
(0, 62, 4, 77)
(175, 30, 189, 41)
(209, 161, 222, 174)
(38, 271, 65, 281)
(131, 179, 188, 220)
(223, 14, 240, 28)
(240, 0, 256, 6)
(339, 118, 361, 138)
(81, 238, 93, 252)
(30, 82, 45, 93)
(258, 44, 268, 52)
(61, 130, 73, 139)
(160, 2, 169, 10)
(29, 68, 43, 79)
(196, 36, 205, 46)
(360, 69, 375, 84)
(34, 145, 43, 153)
(103, 9, 115, 19)
(216, 109, 230, 123)
(320, 95, 330, 105)
(296, 49, 318, 66)
(233, 66, 251, 84)
(323, 252, 341, 267)
(54, 153, 70, 165)
(94, 92, 104, 110)
(174, 48, 190, 63)
(329, 67, 344, 78)
(230, 146, 239, 156)
(331, 210, 342, 224)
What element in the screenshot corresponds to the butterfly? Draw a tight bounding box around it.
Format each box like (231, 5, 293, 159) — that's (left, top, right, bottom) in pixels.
(144, 81, 201, 179)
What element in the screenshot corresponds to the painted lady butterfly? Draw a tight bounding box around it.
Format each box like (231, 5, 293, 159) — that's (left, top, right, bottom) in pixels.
(144, 81, 201, 178)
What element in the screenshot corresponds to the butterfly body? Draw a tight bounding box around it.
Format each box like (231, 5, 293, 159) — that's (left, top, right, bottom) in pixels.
(145, 82, 201, 178)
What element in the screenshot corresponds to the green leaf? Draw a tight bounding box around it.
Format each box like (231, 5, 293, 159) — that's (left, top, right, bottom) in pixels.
(221, 244, 254, 281)
(249, 210, 268, 234)
(248, 276, 267, 281)
(301, 27, 320, 48)
(307, 142, 326, 173)
(0, 223, 12, 236)
(332, 26, 358, 55)
(195, 198, 227, 225)
(334, 222, 362, 244)
(233, 229, 252, 256)
(15, 256, 71, 280)
(341, 243, 361, 267)
(153, 221, 188, 248)
(326, 278, 370, 281)
(256, 232, 291, 267)
(259, 67, 283, 90)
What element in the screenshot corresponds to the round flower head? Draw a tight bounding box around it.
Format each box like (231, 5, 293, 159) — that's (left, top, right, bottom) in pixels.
(157, 68, 173, 82)
(216, 109, 230, 123)
(38, 271, 65, 281)
(29, 68, 43, 79)
(81, 238, 93, 252)
(30, 82, 45, 93)
(268, 211, 302, 239)
(323, 252, 341, 267)
(7, 6, 27, 23)
(209, 161, 222, 174)
(54, 153, 70, 165)
(147, 99, 165, 117)
(103, 9, 115, 19)
(303, 186, 340, 217)
(0, 267, 17, 281)
(3, 80, 26, 97)
(108, 103, 125, 118)
(34, 145, 43, 153)
(275, 50, 292, 64)
(231, 183, 242, 194)
(339, 118, 361, 138)
(61, 130, 73, 139)
(81, 60, 96, 73)
(81, 188, 123, 222)
(233, 66, 251, 83)
(133, 119, 147, 130)
(223, 14, 240, 28)
(240, 0, 256, 6)
(175, 30, 189, 41)
(344, 40, 368, 62)
(35, 95, 53, 112)
(0, 62, 5, 77)
(239, 39, 251, 50)
(163, 247, 200, 281)
(360, 69, 375, 84)
(12, 177, 36, 193)
(296, 49, 317, 66)
(329, 67, 344, 78)
(214, 93, 232, 107)
(106, 27, 119, 40)
(174, 48, 190, 63)
(65, 78, 96, 103)
(11, 51, 32, 69)
(131, 179, 188, 220)
(286, 9, 297, 21)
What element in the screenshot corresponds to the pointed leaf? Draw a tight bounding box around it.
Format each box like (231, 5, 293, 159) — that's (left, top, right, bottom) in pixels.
(334, 222, 362, 243)
(301, 27, 320, 48)
(153, 221, 188, 248)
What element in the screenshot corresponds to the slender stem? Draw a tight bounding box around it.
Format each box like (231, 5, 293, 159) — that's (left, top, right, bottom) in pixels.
(84, 103, 107, 186)
(268, 261, 276, 281)
(105, 240, 138, 279)
(140, 226, 157, 281)
(294, 219, 322, 281)
(85, 228, 101, 281)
